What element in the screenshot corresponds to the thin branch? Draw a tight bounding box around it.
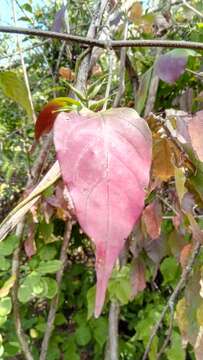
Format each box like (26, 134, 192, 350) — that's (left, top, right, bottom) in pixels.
(11, 221, 34, 360)
(74, 0, 109, 95)
(103, 49, 113, 110)
(105, 300, 120, 360)
(11, 1, 36, 124)
(142, 240, 201, 360)
(113, 18, 128, 108)
(182, 0, 203, 19)
(0, 41, 48, 61)
(1, 25, 203, 50)
(39, 221, 72, 360)
(157, 304, 175, 359)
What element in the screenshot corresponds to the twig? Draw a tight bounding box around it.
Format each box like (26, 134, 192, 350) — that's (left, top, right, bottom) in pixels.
(113, 17, 128, 107)
(39, 221, 72, 360)
(157, 194, 179, 216)
(74, 0, 109, 95)
(103, 49, 113, 110)
(142, 240, 201, 360)
(1, 26, 203, 50)
(0, 41, 49, 61)
(157, 303, 174, 359)
(11, 221, 34, 360)
(182, 0, 203, 19)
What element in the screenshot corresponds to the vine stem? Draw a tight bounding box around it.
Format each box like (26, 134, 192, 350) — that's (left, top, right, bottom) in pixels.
(39, 221, 73, 360)
(0, 25, 203, 50)
(142, 241, 201, 360)
(11, 221, 34, 360)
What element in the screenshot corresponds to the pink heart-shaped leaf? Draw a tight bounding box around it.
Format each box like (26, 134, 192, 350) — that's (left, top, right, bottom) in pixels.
(53, 108, 152, 317)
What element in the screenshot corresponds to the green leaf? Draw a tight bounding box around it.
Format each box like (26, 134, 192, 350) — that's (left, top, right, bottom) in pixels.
(87, 286, 96, 320)
(18, 282, 32, 303)
(135, 67, 152, 115)
(39, 245, 57, 261)
(149, 336, 158, 360)
(43, 277, 58, 299)
(87, 79, 106, 99)
(22, 3, 33, 13)
(167, 48, 198, 58)
(37, 260, 62, 275)
(18, 271, 41, 303)
(160, 257, 180, 286)
(0, 297, 12, 316)
(0, 256, 10, 271)
(75, 325, 92, 346)
(65, 83, 86, 102)
(0, 71, 32, 118)
(0, 234, 19, 256)
(0, 275, 16, 298)
(165, 331, 185, 360)
(92, 317, 108, 348)
(108, 266, 132, 305)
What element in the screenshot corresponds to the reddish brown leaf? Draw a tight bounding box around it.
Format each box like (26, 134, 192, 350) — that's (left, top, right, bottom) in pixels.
(35, 98, 79, 140)
(129, 2, 142, 21)
(180, 243, 192, 268)
(142, 200, 162, 240)
(24, 220, 36, 258)
(59, 67, 75, 81)
(152, 137, 175, 181)
(53, 108, 152, 317)
(131, 258, 146, 297)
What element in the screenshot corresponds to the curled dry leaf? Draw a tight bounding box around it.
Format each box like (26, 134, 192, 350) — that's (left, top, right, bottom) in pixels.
(142, 200, 162, 240)
(59, 67, 75, 81)
(53, 108, 152, 317)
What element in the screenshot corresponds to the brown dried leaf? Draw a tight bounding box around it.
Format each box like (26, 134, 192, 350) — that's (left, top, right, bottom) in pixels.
(152, 137, 175, 181)
(180, 244, 192, 268)
(59, 67, 75, 81)
(131, 258, 146, 297)
(142, 201, 162, 240)
(91, 64, 102, 77)
(129, 2, 142, 21)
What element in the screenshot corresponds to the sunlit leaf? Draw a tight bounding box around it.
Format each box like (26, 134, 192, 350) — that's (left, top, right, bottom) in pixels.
(0, 71, 32, 117)
(152, 137, 175, 181)
(35, 97, 80, 140)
